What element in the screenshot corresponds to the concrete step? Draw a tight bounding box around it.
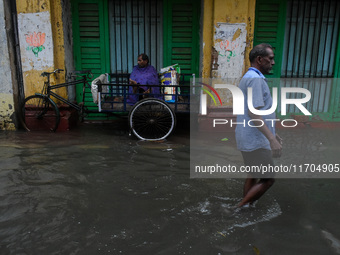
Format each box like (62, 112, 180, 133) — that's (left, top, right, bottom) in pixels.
(57, 107, 79, 131)
(24, 106, 79, 132)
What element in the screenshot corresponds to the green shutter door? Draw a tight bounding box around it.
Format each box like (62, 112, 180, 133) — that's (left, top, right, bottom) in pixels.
(332, 32, 340, 120)
(331, 83, 340, 121)
(163, 0, 200, 83)
(72, 0, 110, 117)
(254, 0, 286, 78)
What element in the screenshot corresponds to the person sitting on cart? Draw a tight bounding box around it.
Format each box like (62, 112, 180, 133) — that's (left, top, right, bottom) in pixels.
(127, 53, 161, 105)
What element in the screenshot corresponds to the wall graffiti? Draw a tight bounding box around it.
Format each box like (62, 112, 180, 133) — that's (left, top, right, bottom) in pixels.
(18, 11, 53, 71)
(25, 32, 46, 57)
(218, 39, 239, 61)
(213, 23, 247, 79)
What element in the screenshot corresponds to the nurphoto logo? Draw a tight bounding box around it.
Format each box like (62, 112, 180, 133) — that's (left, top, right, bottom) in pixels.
(199, 82, 312, 128)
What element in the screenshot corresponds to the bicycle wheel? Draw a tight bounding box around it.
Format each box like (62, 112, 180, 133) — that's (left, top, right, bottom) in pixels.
(22, 94, 60, 132)
(129, 98, 176, 141)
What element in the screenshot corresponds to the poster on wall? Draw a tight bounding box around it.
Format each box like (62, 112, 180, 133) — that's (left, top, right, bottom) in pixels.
(18, 11, 53, 72)
(214, 23, 247, 79)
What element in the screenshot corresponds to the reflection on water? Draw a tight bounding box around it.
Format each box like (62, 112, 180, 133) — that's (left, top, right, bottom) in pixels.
(0, 123, 340, 254)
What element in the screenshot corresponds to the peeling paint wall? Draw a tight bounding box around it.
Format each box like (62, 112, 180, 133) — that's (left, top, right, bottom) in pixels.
(201, 0, 214, 78)
(16, 0, 67, 100)
(213, 23, 247, 79)
(0, 0, 16, 130)
(18, 11, 54, 72)
(60, 0, 75, 101)
(213, 23, 247, 105)
(201, 0, 256, 106)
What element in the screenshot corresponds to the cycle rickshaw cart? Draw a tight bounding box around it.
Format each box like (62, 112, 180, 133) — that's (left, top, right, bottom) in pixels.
(94, 72, 196, 141)
(22, 70, 197, 141)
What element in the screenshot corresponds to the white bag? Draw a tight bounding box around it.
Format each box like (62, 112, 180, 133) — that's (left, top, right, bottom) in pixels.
(91, 73, 109, 104)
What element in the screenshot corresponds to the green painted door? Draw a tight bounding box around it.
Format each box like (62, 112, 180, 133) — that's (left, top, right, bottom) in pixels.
(253, 0, 286, 79)
(163, 0, 200, 86)
(72, 0, 200, 118)
(72, 0, 110, 118)
(332, 32, 340, 120)
(254, 0, 340, 121)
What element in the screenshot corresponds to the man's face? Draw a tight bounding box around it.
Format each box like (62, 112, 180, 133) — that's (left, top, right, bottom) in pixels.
(259, 48, 275, 75)
(137, 56, 148, 68)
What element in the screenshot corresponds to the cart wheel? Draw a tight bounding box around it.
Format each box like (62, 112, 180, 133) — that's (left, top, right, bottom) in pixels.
(128, 98, 176, 141)
(22, 94, 60, 132)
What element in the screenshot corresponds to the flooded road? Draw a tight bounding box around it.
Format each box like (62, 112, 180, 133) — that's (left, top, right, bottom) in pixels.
(1, 121, 340, 254)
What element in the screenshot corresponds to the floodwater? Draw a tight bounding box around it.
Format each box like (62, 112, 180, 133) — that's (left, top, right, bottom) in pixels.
(0, 121, 340, 255)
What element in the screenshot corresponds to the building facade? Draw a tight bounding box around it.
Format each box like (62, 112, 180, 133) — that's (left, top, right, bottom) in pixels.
(0, 0, 339, 130)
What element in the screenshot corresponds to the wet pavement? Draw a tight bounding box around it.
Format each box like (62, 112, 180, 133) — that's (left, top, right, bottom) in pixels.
(0, 120, 340, 255)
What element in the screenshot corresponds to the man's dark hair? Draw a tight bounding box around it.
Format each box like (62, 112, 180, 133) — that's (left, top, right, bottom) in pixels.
(138, 53, 149, 64)
(249, 43, 273, 63)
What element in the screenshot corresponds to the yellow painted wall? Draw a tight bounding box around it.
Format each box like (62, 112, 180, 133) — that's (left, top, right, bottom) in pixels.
(50, 0, 66, 82)
(1, 0, 16, 130)
(0, 94, 16, 130)
(201, 0, 256, 107)
(16, 0, 67, 101)
(201, 0, 214, 78)
(202, 0, 255, 78)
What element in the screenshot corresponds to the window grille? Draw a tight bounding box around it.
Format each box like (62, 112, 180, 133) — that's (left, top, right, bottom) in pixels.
(108, 0, 163, 74)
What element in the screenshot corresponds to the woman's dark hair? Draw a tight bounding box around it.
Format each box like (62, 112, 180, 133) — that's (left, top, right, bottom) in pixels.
(138, 53, 149, 64)
(249, 43, 273, 63)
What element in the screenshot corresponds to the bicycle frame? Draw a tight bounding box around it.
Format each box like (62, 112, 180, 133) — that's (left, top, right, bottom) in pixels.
(46, 78, 87, 112)
(38, 71, 91, 113)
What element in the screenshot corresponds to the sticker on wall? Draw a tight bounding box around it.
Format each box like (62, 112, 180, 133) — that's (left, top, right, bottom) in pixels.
(18, 12, 53, 71)
(214, 23, 247, 79)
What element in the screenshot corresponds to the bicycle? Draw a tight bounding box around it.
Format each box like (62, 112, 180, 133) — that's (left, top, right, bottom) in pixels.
(22, 69, 93, 132)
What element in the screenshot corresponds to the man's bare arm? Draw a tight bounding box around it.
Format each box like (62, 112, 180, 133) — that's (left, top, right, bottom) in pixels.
(248, 110, 282, 158)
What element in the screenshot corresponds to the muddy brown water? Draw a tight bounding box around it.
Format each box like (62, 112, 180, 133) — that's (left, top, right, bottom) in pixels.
(0, 121, 340, 254)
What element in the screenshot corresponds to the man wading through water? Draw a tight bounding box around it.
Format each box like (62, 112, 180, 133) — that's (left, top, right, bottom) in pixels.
(235, 43, 283, 207)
